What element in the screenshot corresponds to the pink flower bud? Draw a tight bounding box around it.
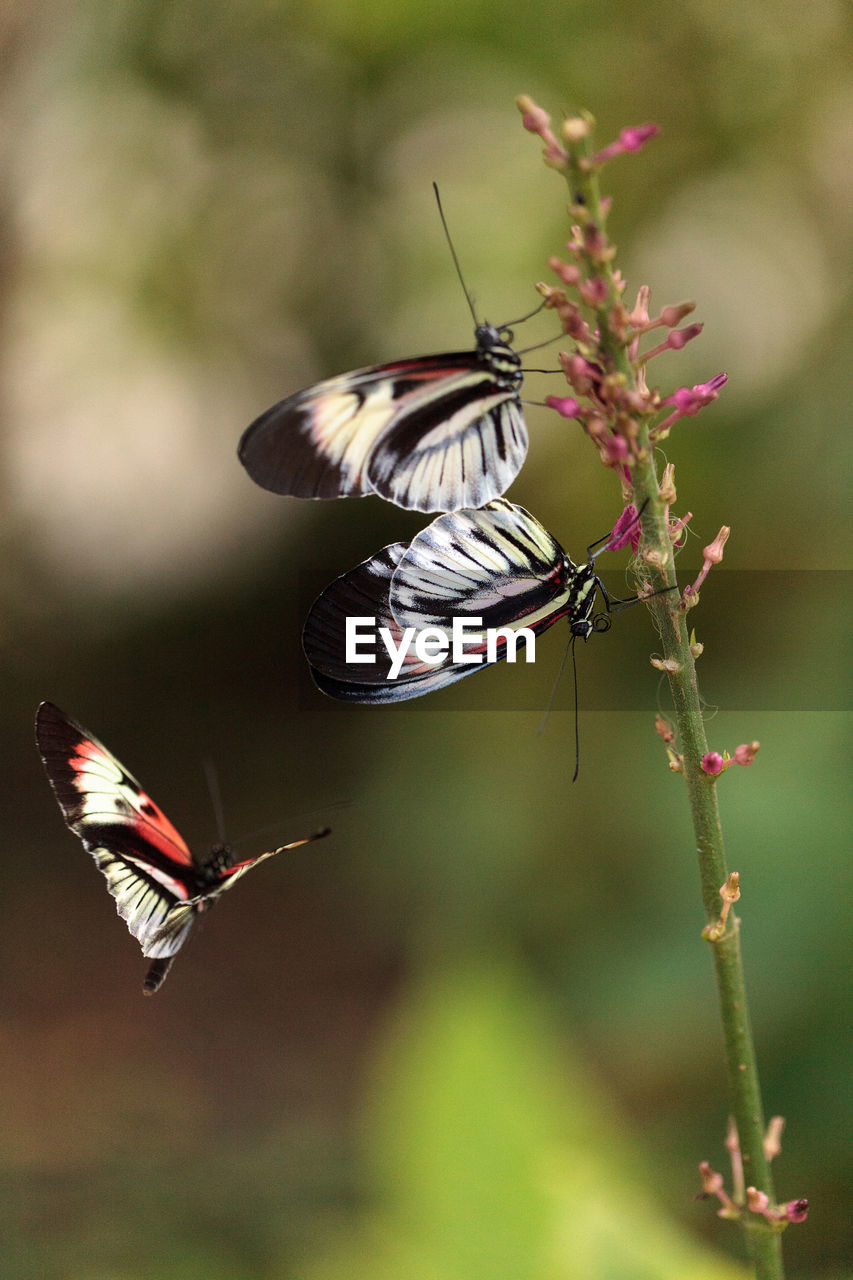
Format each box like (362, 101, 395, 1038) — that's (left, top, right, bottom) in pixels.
(652, 374, 727, 440)
(599, 433, 629, 466)
(606, 504, 640, 551)
(546, 395, 581, 419)
(562, 116, 591, 143)
(560, 353, 602, 397)
(699, 1162, 725, 1195)
(631, 285, 651, 328)
(659, 301, 696, 327)
(746, 1187, 770, 1213)
(517, 95, 569, 165)
(703, 526, 730, 565)
(785, 1199, 809, 1223)
(517, 95, 551, 134)
(666, 322, 704, 351)
(655, 714, 675, 743)
(618, 123, 660, 152)
(591, 122, 660, 164)
(702, 753, 725, 776)
(548, 256, 581, 287)
(668, 374, 727, 416)
(733, 741, 760, 766)
(579, 275, 609, 307)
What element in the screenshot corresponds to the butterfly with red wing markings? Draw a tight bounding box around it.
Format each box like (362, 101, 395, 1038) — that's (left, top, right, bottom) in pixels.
(35, 702, 329, 994)
(302, 499, 615, 702)
(238, 323, 530, 514)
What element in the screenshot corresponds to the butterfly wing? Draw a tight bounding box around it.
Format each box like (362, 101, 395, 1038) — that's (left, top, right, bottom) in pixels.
(303, 544, 488, 702)
(186, 828, 332, 906)
(363, 367, 527, 513)
(390, 500, 573, 634)
(35, 702, 202, 990)
(238, 350, 527, 514)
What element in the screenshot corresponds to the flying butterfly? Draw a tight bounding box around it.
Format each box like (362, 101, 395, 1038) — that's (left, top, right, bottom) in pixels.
(302, 498, 668, 704)
(35, 702, 329, 994)
(238, 186, 545, 513)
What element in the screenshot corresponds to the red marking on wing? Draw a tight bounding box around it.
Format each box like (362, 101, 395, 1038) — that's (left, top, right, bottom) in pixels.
(68, 740, 194, 867)
(218, 855, 262, 879)
(130, 794, 194, 866)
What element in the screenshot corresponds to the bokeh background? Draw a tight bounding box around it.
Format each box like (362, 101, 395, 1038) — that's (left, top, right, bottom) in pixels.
(1, 2, 850, 1277)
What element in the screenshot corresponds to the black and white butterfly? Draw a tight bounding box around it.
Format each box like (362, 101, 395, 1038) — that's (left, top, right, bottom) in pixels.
(35, 702, 329, 994)
(238, 320, 532, 514)
(302, 499, 653, 703)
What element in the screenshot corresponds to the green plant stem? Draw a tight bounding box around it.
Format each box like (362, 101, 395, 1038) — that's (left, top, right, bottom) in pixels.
(561, 129, 786, 1279)
(632, 464, 784, 1280)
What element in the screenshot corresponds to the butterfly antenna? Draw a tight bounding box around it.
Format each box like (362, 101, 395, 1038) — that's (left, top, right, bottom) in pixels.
(231, 799, 351, 852)
(432, 182, 479, 327)
(606, 582, 679, 613)
(517, 331, 564, 357)
(202, 757, 227, 845)
(537, 634, 573, 737)
(503, 300, 548, 331)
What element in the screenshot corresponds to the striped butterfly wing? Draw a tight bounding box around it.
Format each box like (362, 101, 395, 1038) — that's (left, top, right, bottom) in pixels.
(36, 702, 203, 991)
(390, 500, 575, 637)
(238, 327, 528, 514)
(137, 829, 330, 992)
(302, 502, 585, 705)
(303, 544, 488, 702)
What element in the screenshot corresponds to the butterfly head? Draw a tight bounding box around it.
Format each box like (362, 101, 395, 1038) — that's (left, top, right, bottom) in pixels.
(474, 324, 523, 385)
(201, 842, 235, 882)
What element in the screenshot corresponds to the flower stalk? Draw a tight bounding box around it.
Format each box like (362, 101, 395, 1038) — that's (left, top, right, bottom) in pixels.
(518, 97, 804, 1279)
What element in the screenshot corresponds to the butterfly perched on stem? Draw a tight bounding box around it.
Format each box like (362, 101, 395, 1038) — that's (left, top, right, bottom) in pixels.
(35, 702, 329, 994)
(237, 322, 531, 513)
(302, 499, 662, 702)
(239, 183, 541, 513)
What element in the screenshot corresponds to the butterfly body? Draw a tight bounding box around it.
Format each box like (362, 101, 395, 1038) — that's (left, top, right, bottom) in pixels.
(302, 500, 610, 703)
(35, 702, 328, 993)
(238, 323, 528, 513)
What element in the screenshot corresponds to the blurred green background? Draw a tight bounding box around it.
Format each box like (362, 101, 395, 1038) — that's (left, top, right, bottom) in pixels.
(1, 1, 850, 1277)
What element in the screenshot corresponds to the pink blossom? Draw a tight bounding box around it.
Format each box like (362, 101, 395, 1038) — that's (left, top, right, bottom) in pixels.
(560, 352, 602, 397)
(683, 525, 730, 599)
(517, 94, 569, 166)
(548, 256, 581, 287)
(599, 433, 629, 467)
(592, 123, 660, 165)
(746, 1188, 770, 1213)
(733, 741, 760, 766)
(606, 504, 641, 552)
(666, 373, 728, 417)
(644, 323, 704, 363)
(652, 374, 727, 439)
(659, 302, 697, 328)
(579, 275, 609, 307)
(618, 123, 660, 152)
(703, 526, 730, 566)
(702, 753, 725, 776)
(546, 395, 581, 419)
(785, 1199, 809, 1223)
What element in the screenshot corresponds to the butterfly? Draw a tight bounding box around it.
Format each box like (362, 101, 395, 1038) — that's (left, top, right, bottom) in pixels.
(302, 499, 654, 703)
(35, 701, 329, 994)
(237, 320, 531, 513)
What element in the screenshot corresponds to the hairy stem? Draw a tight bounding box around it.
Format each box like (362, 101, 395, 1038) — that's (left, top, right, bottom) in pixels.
(561, 123, 785, 1278)
(632, 460, 784, 1279)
